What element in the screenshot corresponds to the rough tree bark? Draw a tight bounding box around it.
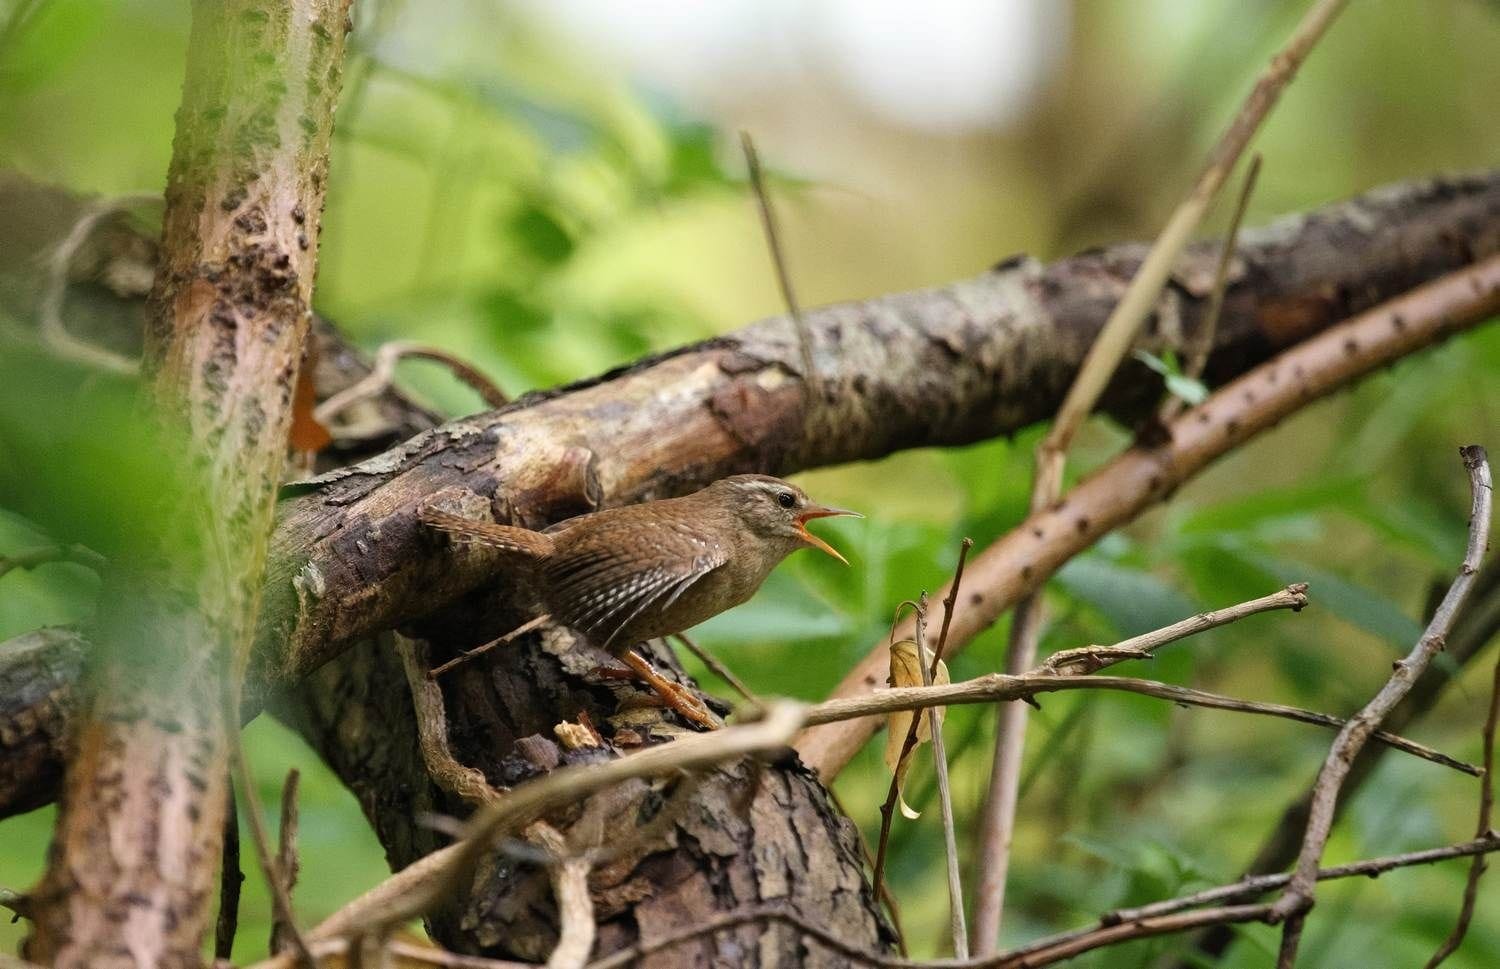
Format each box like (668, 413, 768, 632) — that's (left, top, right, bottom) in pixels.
(2, 170, 1498, 966)
(4, 171, 1498, 821)
(19, 3, 351, 967)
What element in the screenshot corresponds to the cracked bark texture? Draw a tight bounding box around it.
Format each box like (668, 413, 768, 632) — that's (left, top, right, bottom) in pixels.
(19, 2, 351, 966)
(4, 171, 1500, 821)
(278, 626, 891, 966)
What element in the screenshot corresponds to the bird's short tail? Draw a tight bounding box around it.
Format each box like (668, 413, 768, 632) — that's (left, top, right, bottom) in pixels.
(418, 507, 554, 559)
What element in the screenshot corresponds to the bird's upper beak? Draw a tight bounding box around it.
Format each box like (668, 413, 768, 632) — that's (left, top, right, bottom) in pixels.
(795, 505, 862, 566)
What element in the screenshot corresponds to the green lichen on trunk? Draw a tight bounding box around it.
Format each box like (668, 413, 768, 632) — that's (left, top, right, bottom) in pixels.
(24, 2, 352, 966)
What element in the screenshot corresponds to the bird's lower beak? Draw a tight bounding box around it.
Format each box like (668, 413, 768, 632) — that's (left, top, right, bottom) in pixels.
(795, 505, 862, 566)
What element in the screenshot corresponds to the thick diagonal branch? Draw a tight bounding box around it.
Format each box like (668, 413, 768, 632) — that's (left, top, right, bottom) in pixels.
(3, 172, 1500, 820)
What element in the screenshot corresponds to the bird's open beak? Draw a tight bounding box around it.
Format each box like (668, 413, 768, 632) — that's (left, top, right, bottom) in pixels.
(795, 505, 862, 566)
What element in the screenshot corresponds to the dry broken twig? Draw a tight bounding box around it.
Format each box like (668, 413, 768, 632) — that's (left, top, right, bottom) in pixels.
(269, 769, 303, 959)
(674, 631, 759, 705)
(229, 735, 315, 969)
(528, 821, 595, 969)
(915, 594, 968, 958)
(1270, 445, 1493, 967)
(740, 130, 818, 399)
(1423, 639, 1500, 967)
(1042, 583, 1307, 675)
(397, 634, 504, 804)
(427, 614, 553, 679)
(215, 782, 244, 961)
(314, 340, 509, 429)
(974, 0, 1351, 950)
(1162, 152, 1264, 422)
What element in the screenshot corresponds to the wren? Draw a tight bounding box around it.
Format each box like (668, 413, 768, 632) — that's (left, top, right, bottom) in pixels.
(420, 474, 860, 728)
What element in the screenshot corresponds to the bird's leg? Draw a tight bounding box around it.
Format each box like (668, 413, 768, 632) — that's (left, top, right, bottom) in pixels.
(620, 649, 722, 730)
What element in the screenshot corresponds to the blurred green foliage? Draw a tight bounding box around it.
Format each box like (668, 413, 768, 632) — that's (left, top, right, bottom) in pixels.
(2, 0, 1498, 965)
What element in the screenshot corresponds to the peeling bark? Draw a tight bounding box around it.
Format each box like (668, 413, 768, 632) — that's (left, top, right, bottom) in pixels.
(20, 3, 351, 966)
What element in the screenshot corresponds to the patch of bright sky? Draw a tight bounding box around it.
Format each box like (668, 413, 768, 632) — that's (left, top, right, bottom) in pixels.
(512, 0, 1070, 132)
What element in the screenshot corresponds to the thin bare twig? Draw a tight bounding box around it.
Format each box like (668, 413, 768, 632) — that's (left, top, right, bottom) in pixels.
(804, 674, 1476, 775)
(674, 632, 759, 705)
(428, 614, 553, 679)
(397, 634, 504, 804)
(38, 193, 156, 375)
(739, 130, 819, 400)
(916, 594, 968, 958)
(973, 1, 1351, 950)
(529, 821, 596, 969)
(1271, 445, 1493, 966)
(1007, 835, 1500, 965)
(873, 540, 973, 896)
(215, 780, 243, 961)
(1174, 559, 1500, 969)
(269, 769, 303, 958)
(1042, 583, 1307, 675)
(1161, 153, 1264, 422)
(1423, 645, 1500, 967)
(229, 732, 316, 969)
(314, 340, 508, 428)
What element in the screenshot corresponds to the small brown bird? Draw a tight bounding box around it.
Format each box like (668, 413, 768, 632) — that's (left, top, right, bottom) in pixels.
(420, 474, 860, 728)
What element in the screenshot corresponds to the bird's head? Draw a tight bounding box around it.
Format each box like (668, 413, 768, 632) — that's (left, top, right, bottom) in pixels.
(713, 474, 861, 564)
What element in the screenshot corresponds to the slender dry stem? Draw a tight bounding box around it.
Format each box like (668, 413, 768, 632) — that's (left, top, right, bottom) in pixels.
(214, 779, 243, 961)
(1165, 152, 1264, 421)
(314, 340, 508, 428)
(806, 674, 1474, 774)
(972, 2, 1351, 950)
(873, 539, 973, 895)
(529, 821, 595, 969)
(739, 130, 818, 397)
(428, 614, 553, 679)
(674, 632, 759, 705)
(917, 594, 968, 958)
(1422, 645, 1500, 967)
(397, 634, 505, 804)
(1270, 446, 1493, 966)
(229, 734, 315, 968)
(268, 769, 303, 959)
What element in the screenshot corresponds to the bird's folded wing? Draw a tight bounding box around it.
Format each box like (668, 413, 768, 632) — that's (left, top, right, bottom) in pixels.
(547, 522, 728, 648)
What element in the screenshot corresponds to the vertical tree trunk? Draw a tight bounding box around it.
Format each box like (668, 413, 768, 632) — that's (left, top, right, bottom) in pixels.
(24, 3, 351, 966)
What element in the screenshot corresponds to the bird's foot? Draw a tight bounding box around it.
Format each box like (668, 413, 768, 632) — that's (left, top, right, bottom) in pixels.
(619, 650, 722, 730)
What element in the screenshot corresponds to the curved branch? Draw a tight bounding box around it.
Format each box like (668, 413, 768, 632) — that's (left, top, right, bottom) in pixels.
(795, 253, 1500, 777)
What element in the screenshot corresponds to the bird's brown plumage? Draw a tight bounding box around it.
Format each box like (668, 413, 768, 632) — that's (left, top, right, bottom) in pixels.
(419, 474, 857, 653)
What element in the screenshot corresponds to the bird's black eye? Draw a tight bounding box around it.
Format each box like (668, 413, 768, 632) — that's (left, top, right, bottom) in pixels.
(776, 491, 796, 509)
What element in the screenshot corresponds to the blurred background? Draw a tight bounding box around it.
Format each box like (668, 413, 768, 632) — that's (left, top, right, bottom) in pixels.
(1, 0, 1498, 964)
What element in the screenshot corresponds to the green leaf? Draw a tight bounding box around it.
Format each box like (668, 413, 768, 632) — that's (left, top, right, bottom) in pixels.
(1055, 555, 1199, 639)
